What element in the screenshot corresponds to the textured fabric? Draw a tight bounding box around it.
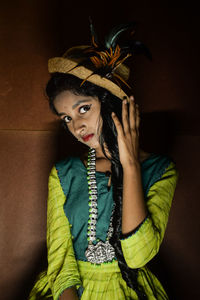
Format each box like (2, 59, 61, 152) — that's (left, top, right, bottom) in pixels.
(28, 166, 81, 300)
(56, 157, 114, 261)
(77, 260, 168, 300)
(28, 154, 178, 300)
(120, 161, 177, 268)
(55, 154, 172, 261)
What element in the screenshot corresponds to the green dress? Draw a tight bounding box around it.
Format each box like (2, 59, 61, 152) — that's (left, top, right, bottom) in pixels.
(28, 154, 178, 300)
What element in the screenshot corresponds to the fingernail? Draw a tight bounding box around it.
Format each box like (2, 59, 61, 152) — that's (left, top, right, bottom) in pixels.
(112, 112, 115, 116)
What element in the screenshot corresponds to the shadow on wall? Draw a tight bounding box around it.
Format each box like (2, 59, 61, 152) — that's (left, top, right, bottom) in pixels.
(140, 109, 189, 155)
(16, 243, 47, 300)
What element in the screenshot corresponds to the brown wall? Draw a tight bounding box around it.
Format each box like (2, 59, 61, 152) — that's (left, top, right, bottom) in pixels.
(0, 1, 199, 299)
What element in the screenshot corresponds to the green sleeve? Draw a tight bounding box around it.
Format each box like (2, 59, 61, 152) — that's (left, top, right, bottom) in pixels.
(120, 161, 178, 269)
(28, 166, 82, 300)
(47, 166, 82, 299)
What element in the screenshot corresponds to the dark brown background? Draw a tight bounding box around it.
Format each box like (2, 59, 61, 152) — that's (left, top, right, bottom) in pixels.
(0, 1, 199, 299)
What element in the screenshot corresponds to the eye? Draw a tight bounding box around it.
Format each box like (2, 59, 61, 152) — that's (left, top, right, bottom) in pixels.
(79, 104, 91, 114)
(63, 116, 72, 123)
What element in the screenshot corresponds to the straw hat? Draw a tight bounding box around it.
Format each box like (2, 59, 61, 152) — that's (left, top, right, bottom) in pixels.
(48, 46, 130, 99)
(48, 22, 151, 100)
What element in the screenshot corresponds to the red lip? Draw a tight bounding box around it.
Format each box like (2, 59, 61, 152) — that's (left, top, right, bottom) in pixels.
(82, 134, 94, 142)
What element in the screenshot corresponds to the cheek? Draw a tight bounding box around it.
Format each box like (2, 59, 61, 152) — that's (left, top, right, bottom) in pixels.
(95, 115, 103, 136)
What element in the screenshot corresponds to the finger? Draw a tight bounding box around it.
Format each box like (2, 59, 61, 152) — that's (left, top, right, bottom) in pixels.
(129, 96, 136, 132)
(122, 98, 129, 134)
(135, 104, 140, 130)
(112, 112, 124, 138)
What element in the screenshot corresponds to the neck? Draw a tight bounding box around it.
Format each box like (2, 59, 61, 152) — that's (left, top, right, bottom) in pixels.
(95, 144, 111, 160)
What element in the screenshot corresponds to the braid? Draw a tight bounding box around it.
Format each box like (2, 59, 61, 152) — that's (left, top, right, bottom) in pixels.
(110, 161, 147, 300)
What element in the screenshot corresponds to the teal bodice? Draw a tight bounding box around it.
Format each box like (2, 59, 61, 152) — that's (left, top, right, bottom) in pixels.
(55, 154, 171, 261)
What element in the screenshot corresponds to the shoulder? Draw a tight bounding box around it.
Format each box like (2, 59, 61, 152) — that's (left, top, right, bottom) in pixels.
(140, 149, 175, 170)
(139, 149, 173, 166)
(48, 157, 81, 185)
(140, 150, 177, 197)
(139, 149, 152, 163)
(55, 156, 82, 173)
(52, 156, 85, 196)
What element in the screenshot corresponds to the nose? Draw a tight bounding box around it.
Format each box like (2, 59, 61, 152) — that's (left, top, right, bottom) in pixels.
(73, 117, 87, 136)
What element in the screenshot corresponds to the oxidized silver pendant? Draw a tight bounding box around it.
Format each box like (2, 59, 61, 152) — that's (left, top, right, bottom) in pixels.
(85, 240, 115, 264)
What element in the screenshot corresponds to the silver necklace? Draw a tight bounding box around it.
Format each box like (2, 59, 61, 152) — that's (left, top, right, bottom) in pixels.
(85, 148, 115, 264)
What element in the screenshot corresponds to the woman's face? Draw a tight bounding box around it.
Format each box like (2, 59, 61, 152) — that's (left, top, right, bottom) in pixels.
(53, 90, 102, 149)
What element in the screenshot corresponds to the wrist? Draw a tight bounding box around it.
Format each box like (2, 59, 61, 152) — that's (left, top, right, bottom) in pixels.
(122, 160, 141, 173)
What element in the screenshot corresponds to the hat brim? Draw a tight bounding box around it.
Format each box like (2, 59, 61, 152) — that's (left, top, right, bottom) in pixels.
(48, 57, 128, 100)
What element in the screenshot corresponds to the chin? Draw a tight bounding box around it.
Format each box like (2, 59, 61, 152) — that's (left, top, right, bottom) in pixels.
(88, 139, 101, 149)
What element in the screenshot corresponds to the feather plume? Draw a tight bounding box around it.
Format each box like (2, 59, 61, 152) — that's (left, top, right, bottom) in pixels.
(104, 22, 137, 51)
(89, 17, 98, 48)
(67, 21, 152, 89)
(121, 40, 152, 60)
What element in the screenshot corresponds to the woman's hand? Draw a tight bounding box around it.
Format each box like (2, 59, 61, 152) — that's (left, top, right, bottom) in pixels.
(112, 96, 147, 233)
(60, 287, 79, 300)
(112, 95, 140, 168)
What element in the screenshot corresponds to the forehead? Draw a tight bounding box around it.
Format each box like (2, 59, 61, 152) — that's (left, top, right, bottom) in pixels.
(54, 90, 99, 111)
(54, 90, 82, 105)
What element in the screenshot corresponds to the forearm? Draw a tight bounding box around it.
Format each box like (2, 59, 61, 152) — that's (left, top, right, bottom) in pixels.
(122, 161, 147, 234)
(60, 287, 79, 300)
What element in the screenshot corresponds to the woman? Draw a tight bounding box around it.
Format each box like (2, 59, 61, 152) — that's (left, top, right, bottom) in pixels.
(29, 23, 178, 300)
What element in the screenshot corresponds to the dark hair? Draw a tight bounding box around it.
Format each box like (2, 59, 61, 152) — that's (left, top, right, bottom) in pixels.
(46, 73, 146, 299)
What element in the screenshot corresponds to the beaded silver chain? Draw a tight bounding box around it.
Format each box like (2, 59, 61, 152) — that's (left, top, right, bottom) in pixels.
(85, 148, 115, 264)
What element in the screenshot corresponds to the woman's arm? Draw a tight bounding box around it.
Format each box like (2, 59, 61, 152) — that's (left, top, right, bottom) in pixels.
(122, 161, 147, 234)
(28, 166, 82, 300)
(120, 161, 178, 268)
(112, 96, 178, 268)
(47, 166, 82, 300)
(112, 96, 147, 234)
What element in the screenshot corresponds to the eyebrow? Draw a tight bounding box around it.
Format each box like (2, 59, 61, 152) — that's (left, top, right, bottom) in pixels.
(72, 99, 92, 109)
(57, 99, 92, 116)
